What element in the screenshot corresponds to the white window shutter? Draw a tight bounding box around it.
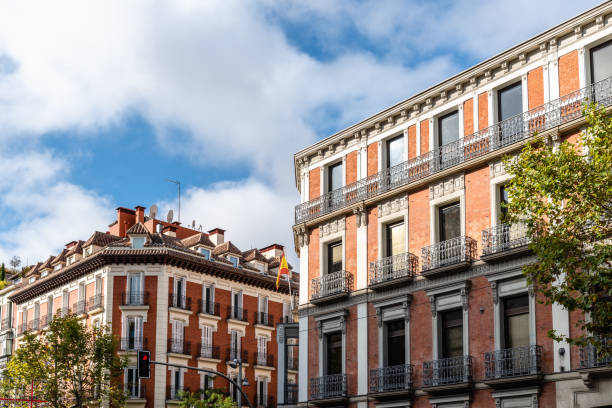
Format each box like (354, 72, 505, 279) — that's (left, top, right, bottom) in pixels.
(135, 317, 143, 349)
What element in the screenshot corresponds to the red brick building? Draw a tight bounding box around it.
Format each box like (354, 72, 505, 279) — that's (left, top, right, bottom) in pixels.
(3, 206, 298, 407)
(292, 3, 612, 408)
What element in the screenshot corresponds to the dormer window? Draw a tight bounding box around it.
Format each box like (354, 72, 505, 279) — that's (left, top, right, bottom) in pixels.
(85, 246, 93, 256)
(41, 270, 48, 278)
(131, 237, 145, 249)
(228, 256, 239, 268)
(28, 277, 36, 284)
(199, 248, 211, 260)
(54, 264, 61, 271)
(67, 255, 76, 265)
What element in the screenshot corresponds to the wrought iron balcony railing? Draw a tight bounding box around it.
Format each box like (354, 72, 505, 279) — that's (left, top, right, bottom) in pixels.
(255, 311, 274, 327)
(286, 383, 298, 404)
(484, 345, 542, 379)
(421, 236, 477, 272)
(17, 323, 27, 336)
(226, 348, 248, 364)
(72, 300, 86, 315)
(168, 338, 191, 355)
(369, 252, 418, 287)
(27, 319, 39, 332)
(295, 77, 612, 224)
(60, 306, 70, 317)
(579, 338, 612, 369)
(423, 355, 473, 387)
(87, 294, 104, 311)
(1, 318, 12, 330)
(226, 305, 248, 322)
(369, 364, 413, 394)
(482, 223, 530, 257)
(198, 344, 220, 360)
(310, 374, 347, 400)
(39, 314, 52, 329)
(198, 300, 220, 316)
(256, 352, 274, 367)
(311, 270, 353, 301)
(169, 294, 192, 311)
(120, 337, 147, 352)
(121, 291, 149, 306)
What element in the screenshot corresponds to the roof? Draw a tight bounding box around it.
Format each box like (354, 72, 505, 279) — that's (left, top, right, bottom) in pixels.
(126, 222, 149, 235)
(181, 233, 215, 248)
(212, 241, 243, 256)
(65, 241, 84, 257)
(51, 249, 67, 265)
(242, 248, 268, 263)
(83, 231, 122, 247)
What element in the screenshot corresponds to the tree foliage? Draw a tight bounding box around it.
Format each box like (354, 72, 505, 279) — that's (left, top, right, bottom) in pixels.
(179, 389, 236, 407)
(1, 314, 126, 407)
(504, 103, 612, 355)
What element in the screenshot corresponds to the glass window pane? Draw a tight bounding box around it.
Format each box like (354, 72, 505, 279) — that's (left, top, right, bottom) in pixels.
(504, 295, 530, 349)
(326, 333, 342, 375)
(386, 222, 405, 257)
(328, 242, 342, 273)
(438, 111, 459, 146)
(499, 185, 508, 221)
(591, 40, 612, 84)
(328, 162, 343, 192)
(439, 203, 461, 242)
(387, 136, 404, 169)
(386, 320, 405, 366)
(442, 309, 463, 358)
(498, 82, 523, 122)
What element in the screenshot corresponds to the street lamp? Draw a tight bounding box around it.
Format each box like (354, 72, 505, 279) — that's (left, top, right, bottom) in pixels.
(229, 357, 248, 407)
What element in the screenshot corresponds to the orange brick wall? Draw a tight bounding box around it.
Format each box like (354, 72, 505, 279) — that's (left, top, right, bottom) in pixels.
(309, 168, 320, 200)
(478, 92, 488, 130)
(468, 276, 495, 380)
(345, 215, 357, 278)
(308, 227, 320, 300)
(346, 151, 358, 184)
(536, 291, 555, 373)
(68, 289, 78, 310)
(465, 166, 490, 256)
(308, 315, 319, 388)
(367, 142, 378, 176)
(464, 98, 474, 136)
(559, 50, 580, 96)
(408, 188, 430, 259)
(367, 207, 378, 266)
(410, 291, 432, 387)
(528, 66, 544, 109)
(367, 302, 379, 375)
(419, 119, 429, 153)
(408, 124, 417, 159)
(345, 305, 358, 395)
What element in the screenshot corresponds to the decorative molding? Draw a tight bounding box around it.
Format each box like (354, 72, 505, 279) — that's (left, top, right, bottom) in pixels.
(430, 296, 437, 318)
(319, 217, 345, 238)
(353, 204, 368, 228)
(340, 315, 346, 334)
(430, 174, 464, 200)
(317, 320, 323, 339)
(491, 281, 499, 305)
(461, 288, 469, 311)
(378, 195, 408, 218)
(376, 307, 382, 328)
(296, 225, 310, 247)
(403, 300, 411, 323)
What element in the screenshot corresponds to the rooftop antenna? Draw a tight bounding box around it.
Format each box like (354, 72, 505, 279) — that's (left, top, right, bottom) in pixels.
(191, 220, 196, 229)
(149, 204, 158, 220)
(166, 179, 181, 222)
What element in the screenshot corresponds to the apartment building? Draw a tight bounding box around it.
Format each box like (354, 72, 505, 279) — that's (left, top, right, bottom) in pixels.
(292, 3, 612, 408)
(4, 205, 298, 408)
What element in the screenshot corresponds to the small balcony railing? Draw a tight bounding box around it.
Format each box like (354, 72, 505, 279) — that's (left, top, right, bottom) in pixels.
(198, 344, 220, 360)
(255, 394, 275, 408)
(286, 383, 298, 404)
(423, 355, 473, 387)
(127, 383, 145, 399)
(369, 252, 418, 288)
(169, 294, 191, 311)
(72, 300, 86, 315)
(87, 294, 104, 311)
(255, 311, 274, 327)
(484, 345, 542, 379)
(226, 305, 248, 322)
(27, 319, 39, 332)
(17, 323, 28, 336)
(482, 223, 530, 257)
(311, 270, 353, 302)
(256, 352, 274, 367)
(198, 300, 220, 316)
(120, 337, 147, 352)
(168, 338, 191, 355)
(421, 236, 477, 273)
(1, 318, 12, 330)
(579, 338, 612, 369)
(294, 77, 612, 225)
(167, 385, 189, 401)
(369, 364, 413, 394)
(60, 306, 70, 317)
(39, 314, 52, 328)
(226, 348, 248, 364)
(310, 374, 347, 400)
(121, 291, 148, 306)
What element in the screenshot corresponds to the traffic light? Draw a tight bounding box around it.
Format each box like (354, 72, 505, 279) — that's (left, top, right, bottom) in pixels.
(138, 350, 150, 379)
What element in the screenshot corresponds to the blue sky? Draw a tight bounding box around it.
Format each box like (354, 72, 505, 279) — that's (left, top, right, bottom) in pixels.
(0, 0, 600, 267)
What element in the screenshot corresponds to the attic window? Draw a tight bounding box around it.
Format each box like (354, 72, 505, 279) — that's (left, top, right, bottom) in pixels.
(29, 277, 36, 284)
(228, 256, 239, 268)
(67, 255, 76, 265)
(41, 270, 48, 278)
(199, 248, 210, 260)
(54, 264, 61, 271)
(85, 246, 93, 256)
(131, 237, 145, 249)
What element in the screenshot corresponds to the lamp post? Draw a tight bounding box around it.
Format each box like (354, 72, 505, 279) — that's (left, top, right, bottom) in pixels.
(230, 357, 249, 407)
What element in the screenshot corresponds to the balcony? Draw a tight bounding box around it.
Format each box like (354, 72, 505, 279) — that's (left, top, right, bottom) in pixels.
(310, 374, 347, 404)
(72, 300, 86, 315)
(369, 252, 418, 290)
(254, 311, 274, 327)
(421, 236, 477, 278)
(59, 306, 70, 317)
(579, 338, 612, 374)
(294, 76, 612, 225)
(226, 348, 249, 364)
(255, 394, 275, 408)
(168, 338, 191, 356)
(127, 384, 146, 400)
(369, 364, 413, 398)
(226, 305, 248, 323)
(310, 270, 353, 304)
(198, 300, 220, 316)
(481, 223, 530, 262)
(87, 294, 104, 312)
(27, 319, 39, 332)
(198, 344, 220, 360)
(484, 345, 542, 387)
(423, 355, 473, 393)
(17, 323, 28, 336)
(39, 314, 52, 329)
(169, 293, 192, 311)
(120, 337, 147, 352)
(256, 352, 274, 367)
(121, 291, 149, 306)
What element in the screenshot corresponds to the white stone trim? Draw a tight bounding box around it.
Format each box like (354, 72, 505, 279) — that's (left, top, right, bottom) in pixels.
(492, 386, 539, 408)
(298, 316, 308, 403)
(357, 302, 368, 395)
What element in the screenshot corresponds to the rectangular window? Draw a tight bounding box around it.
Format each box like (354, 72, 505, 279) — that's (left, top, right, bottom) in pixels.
(386, 320, 405, 367)
(199, 248, 210, 260)
(326, 332, 342, 375)
(503, 295, 530, 349)
(204, 284, 215, 314)
(327, 241, 343, 274)
(499, 185, 509, 222)
(498, 82, 523, 122)
(230, 330, 241, 359)
(131, 237, 145, 249)
(203, 375, 213, 391)
(385, 221, 405, 257)
(438, 111, 459, 146)
(386, 135, 404, 169)
(126, 317, 143, 350)
(232, 290, 243, 319)
(258, 295, 268, 324)
(590, 39, 612, 84)
(174, 277, 185, 308)
(328, 162, 343, 192)
(173, 369, 182, 396)
(228, 256, 239, 268)
(439, 202, 461, 242)
(128, 274, 141, 298)
(125, 367, 139, 398)
(257, 336, 267, 365)
(201, 325, 213, 358)
(441, 309, 463, 358)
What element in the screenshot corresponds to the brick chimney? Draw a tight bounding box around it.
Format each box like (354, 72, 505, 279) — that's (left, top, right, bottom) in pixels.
(112, 207, 136, 237)
(162, 225, 177, 237)
(208, 228, 225, 246)
(135, 206, 146, 223)
(260, 244, 284, 259)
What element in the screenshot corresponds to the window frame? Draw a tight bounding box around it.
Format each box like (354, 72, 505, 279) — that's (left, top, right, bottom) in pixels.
(437, 110, 460, 147)
(385, 134, 405, 169)
(327, 161, 343, 193)
(589, 38, 612, 85)
(438, 201, 461, 243)
(326, 240, 343, 275)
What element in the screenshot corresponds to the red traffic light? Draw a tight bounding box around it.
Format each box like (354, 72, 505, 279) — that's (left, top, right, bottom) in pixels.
(143, 355, 147, 360)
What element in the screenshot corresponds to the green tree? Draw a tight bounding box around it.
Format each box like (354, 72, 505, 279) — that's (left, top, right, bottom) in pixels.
(504, 103, 612, 357)
(0, 263, 5, 281)
(1, 314, 126, 407)
(179, 389, 236, 407)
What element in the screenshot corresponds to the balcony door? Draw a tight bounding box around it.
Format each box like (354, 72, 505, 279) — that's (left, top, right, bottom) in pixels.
(327, 241, 343, 275)
(441, 309, 463, 359)
(590, 39, 612, 84)
(385, 222, 405, 279)
(438, 111, 460, 167)
(387, 135, 405, 186)
(128, 273, 141, 304)
(327, 162, 344, 209)
(497, 82, 523, 143)
(386, 320, 405, 367)
(325, 332, 342, 375)
(503, 295, 529, 349)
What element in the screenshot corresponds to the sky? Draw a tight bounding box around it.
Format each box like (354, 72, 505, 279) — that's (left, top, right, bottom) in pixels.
(0, 0, 601, 268)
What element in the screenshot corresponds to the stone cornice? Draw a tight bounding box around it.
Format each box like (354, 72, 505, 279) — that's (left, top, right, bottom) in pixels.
(293, 2, 611, 188)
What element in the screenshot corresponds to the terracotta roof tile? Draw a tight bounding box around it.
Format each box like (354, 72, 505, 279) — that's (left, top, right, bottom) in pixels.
(181, 233, 215, 248)
(212, 241, 242, 256)
(126, 222, 149, 235)
(65, 241, 84, 257)
(83, 231, 122, 247)
(51, 249, 67, 265)
(242, 249, 268, 263)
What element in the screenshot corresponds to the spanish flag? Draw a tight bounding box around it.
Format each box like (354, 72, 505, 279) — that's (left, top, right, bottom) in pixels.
(276, 253, 289, 290)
